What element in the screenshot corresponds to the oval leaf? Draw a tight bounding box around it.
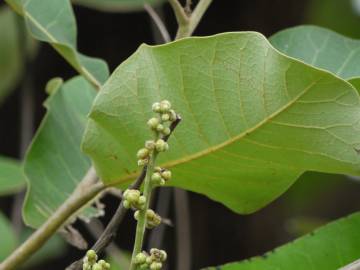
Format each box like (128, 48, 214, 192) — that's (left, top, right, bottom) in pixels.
(23, 77, 99, 228)
(270, 25, 360, 79)
(82, 32, 360, 214)
(0, 7, 22, 104)
(204, 212, 360, 270)
(0, 212, 17, 261)
(0, 156, 25, 195)
(6, 0, 109, 87)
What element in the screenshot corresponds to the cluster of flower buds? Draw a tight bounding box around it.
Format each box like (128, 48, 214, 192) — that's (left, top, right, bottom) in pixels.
(83, 250, 110, 270)
(122, 189, 146, 210)
(137, 100, 177, 167)
(134, 209, 162, 229)
(133, 249, 167, 270)
(151, 167, 172, 186)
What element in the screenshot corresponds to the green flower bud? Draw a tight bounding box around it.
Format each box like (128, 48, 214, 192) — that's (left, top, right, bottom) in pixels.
(82, 262, 91, 270)
(150, 261, 163, 270)
(155, 139, 168, 152)
(160, 100, 171, 113)
(154, 167, 162, 172)
(162, 127, 171, 136)
(156, 124, 164, 132)
(159, 250, 167, 262)
(92, 263, 102, 270)
(147, 211, 161, 228)
(137, 148, 149, 159)
(98, 260, 108, 269)
(152, 102, 161, 113)
(146, 209, 156, 219)
(140, 263, 148, 269)
(159, 179, 166, 186)
(161, 170, 172, 181)
(151, 172, 162, 184)
(86, 250, 97, 263)
(134, 252, 147, 265)
(138, 158, 149, 166)
(147, 117, 160, 129)
(169, 110, 177, 121)
(161, 113, 170, 122)
(138, 195, 146, 205)
(125, 189, 140, 203)
(134, 210, 140, 220)
(146, 256, 153, 265)
(123, 199, 131, 209)
(145, 140, 155, 150)
(104, 263, 111, 270)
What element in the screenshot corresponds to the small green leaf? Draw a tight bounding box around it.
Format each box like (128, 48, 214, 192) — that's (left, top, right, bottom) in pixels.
(23, 76, 99, 228)
(270, 26, 360, 79)
(5, 0, 109, 88)
(0, 156, 26, 195)
(0, 212, 17, 261)
(82, 32, 360, 214)
(73, 0, 166, 12)
(204, 212, 360, 270)
(0, 7, 22, 104)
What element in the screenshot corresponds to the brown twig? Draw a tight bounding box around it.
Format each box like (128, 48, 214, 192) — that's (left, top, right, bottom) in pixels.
(67, 116, 181, 270)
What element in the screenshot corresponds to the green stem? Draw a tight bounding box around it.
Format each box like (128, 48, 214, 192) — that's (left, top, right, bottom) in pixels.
(129, 151, 158, 270)
(0, 168, 105, 270)
(171, 0, 213, 39)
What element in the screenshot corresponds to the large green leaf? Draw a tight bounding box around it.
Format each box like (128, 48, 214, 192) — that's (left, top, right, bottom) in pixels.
(73, 0, 166, 12)
(82, 32, 360, 214)
(0, 7, 22, 104)
(0, 156, 26, 196)
(204, 212, 360, 270)
(5, 0, 109, 87)
(270, 26, 360, 79)
(0, 212, 17, 262)
(23, 76, 98, 228)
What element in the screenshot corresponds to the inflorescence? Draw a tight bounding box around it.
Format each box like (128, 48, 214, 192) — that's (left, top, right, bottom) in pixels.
(126, 100, 177, 270)
(83, 250, 110, 270)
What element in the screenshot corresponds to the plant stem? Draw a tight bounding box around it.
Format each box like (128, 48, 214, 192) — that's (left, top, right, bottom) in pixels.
(169, 0, 213, 39)
(0, 168, 105, 270)
(129, 151, 158, 270)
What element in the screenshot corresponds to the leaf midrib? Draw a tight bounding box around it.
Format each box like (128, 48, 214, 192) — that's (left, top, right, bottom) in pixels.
(106, 76, 322, 187)
(22, 7, 101, 88)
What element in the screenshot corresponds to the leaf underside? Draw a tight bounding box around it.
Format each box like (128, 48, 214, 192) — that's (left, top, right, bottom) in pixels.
(0, 212, 17, 261)
(270, 25, 360, 80)
(82, 32, 360, 214)
(0, 7, 22, 104)
(23, 77, 99, 228)
(0, 156, 26, 196)
(204, 212, 360, 270)
(7, 0, 109, 87)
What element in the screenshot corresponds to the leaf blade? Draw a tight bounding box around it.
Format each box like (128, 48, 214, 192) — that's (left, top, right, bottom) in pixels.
(204, 212, 360, 270)
(23, 76, 99, 228)
(6, 0, 109, 87)
(0, 7, 22, 104)
(0, 156, 25, 196)
(0, 212, 17, 261)
(270, 25, 360, 79)
(83, 32, 360, 213)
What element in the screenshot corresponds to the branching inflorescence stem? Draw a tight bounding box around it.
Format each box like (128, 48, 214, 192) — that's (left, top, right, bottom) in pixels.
(169, 0, 213, 39)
